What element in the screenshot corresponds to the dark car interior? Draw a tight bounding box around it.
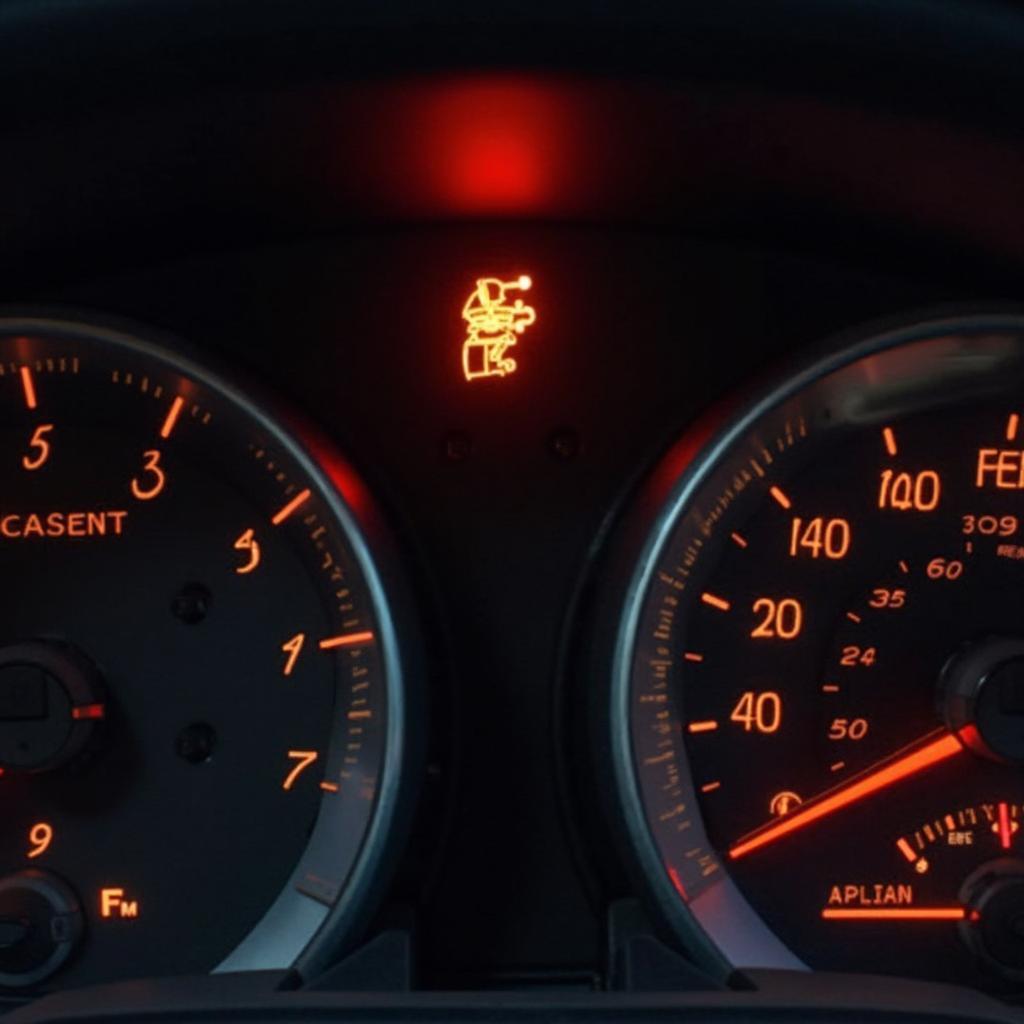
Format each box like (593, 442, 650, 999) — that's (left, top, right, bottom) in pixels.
(3, 2, 1024, 1022)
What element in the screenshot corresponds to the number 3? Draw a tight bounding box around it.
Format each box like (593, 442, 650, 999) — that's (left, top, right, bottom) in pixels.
(131, 449, 166, 500)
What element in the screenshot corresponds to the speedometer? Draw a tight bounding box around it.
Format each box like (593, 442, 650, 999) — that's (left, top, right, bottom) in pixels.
(606, 314, 1024, 995)
(0, 314, 417, 993)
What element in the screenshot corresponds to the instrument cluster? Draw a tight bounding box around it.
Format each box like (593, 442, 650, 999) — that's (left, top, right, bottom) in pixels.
(0, 223, 1011, 1010)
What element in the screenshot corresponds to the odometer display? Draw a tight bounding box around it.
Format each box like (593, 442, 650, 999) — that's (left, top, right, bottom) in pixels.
(0, 316, 413, 992)
(612, 318, 1024, 995)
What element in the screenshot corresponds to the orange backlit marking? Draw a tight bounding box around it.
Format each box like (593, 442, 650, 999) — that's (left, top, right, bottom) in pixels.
(100, 888, 140, 919)
(769, 486, 792, 509)
(822, 908, 964, 921)
(730, 532, 748, 548)
(22, 424, 53, 471)
(688, 720, 719, 734)
(897, 837, 918, 862)
(999, 801, 1013, 850)
(19, 366, 36, 410)
(283, 750, 318, 791)
(878, 469, 941, 511)
(348, 710, 373, 720)
(846, 612, 862, 623)
(945, 814, 956, 830)
(822, 684, 840, 693)
(130, 450, 166, 501)
(319, 631, 375, 650)
(281, 633, 306, 676)
(462, 275, 536, 381)
(233, 529, 261, 574)
(319, 781, 340, 793)
(899, 560, 910, 574)
(72, 703, 105, 720)
(27, 822, 53, 859)
(789, 517, 851, 559)
(159, 396, 185, 439)
(701, 781, 721, 794)
(1008, 414, 1020, 442)
(0, 510, 127, 539)
(272, 489, 311, 525)
(729, 732, 964, 860)
(683, 652, 705, 663)
(883, 426, 898, 457)
(975, 449, 1024, 489)
(701, 592, 730, 612)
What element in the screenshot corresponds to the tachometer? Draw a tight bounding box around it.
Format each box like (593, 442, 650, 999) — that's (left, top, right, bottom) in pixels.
(607, 314, 1024, 995)
(0, 315, 416, 992)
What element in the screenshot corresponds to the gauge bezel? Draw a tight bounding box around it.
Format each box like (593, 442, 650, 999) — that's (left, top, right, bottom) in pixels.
(603, 308, 1024, 981)
(0, 311, 422, 982)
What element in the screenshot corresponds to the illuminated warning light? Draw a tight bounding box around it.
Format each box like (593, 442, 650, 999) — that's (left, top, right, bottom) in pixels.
(462, 275, 536, 381)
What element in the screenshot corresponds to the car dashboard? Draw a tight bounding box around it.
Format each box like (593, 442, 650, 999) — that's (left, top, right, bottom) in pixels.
(2, 2, 1024, 1022)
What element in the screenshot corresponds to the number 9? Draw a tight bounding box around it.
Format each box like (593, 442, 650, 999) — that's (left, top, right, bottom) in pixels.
(28, 822, 53, 859)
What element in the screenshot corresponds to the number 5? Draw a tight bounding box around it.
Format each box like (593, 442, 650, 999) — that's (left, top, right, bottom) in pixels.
(22, 424, 53, 471)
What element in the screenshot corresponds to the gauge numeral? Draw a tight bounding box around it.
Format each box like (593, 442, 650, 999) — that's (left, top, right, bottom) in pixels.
(828, 717, 869, 741)
(788, 517, 850, 560)
(840, 645, 876, 667)
(926, 557, 964, 580)
(962, 514, 1018, 537)
(750, 598, 803, 640)
(868, 588, 906, 609)
(878, 469, 941, 512)
(281, 632, 306, 676)
(131, 449, 166, 501)
(234, 528, 261, 574)
(282, 750, 318, 791)
(22, 424, 53, 471)
(27, 822, 53, 859)
(730, 691, 782, 734)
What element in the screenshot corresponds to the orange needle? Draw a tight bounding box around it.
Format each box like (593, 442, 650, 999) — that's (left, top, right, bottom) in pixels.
(729, 731, 964, 860)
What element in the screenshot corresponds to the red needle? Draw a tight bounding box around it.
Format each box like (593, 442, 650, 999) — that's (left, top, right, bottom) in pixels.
(729, 730, 965, 860)
(998, 801, 1013, 850)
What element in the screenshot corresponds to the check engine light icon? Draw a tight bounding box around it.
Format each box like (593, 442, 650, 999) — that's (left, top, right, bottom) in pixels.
(461, 275, 536, 381)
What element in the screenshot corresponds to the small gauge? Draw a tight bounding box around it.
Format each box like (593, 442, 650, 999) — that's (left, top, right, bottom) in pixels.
(604, 314, 1024, 995)
(0, 315, 417, 992)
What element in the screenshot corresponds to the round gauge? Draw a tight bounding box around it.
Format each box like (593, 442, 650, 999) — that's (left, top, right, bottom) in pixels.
(607, 314, 1024, 996)
(0, 315, 415, 992)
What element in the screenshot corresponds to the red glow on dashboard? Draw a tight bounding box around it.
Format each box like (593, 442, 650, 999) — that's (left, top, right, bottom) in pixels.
(302, 434, 373, 521)
(390, 79, 580, 213)
(667, 865, 688, 901)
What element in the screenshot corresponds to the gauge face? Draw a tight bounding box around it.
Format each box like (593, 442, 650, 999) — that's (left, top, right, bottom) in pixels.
(612, 317, 1024, 995)
(0, 316, 411, 992)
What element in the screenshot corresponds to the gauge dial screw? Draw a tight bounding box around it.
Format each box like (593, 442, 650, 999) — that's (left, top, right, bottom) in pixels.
(547, 427, 581, 461)
(175, 722, 216, 764)
(171, 583, 212, 625)
(441, 430, 473, 462)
